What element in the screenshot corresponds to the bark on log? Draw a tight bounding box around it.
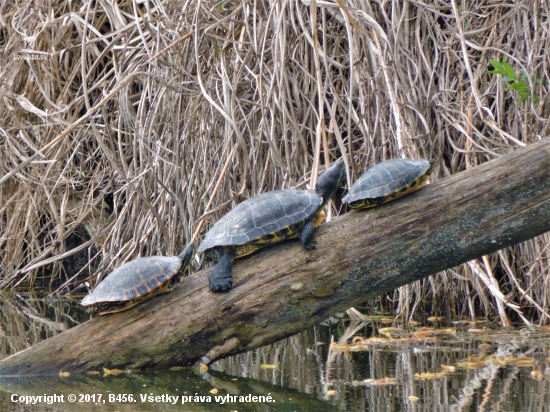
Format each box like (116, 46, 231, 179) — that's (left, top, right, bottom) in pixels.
(1, 138, 549, 376)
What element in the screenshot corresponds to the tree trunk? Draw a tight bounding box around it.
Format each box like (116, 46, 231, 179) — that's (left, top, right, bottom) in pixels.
(1, 138, 549, 376)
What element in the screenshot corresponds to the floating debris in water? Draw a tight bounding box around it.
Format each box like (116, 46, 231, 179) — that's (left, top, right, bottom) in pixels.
(103, 367, 126, 376)
(531, 366, 544, 381)
(414, 371, 447, 380)
(456, 354, 536, 370)
(379, 327, 402, 333)
(260, 363, 280, 369)
(330, 342, 349, 351)
(452, 319, 489, 325)
(363, 377, 398, 386)
(457, 355, 486, 369)
(505, 356, 535, 367)
(440, 364, 456, 372)
(432, 327, 456, 335)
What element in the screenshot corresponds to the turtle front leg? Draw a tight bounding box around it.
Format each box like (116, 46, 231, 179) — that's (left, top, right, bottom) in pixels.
(299, 219, 317, 250)
(209, 246, 236, 292)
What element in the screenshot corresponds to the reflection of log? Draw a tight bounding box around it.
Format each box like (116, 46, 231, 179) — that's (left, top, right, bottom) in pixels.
(0, 369, 337, 411)
(0, 138, 549, 376)
(8, 296, 69, 332)
(0, 295, 68, 357)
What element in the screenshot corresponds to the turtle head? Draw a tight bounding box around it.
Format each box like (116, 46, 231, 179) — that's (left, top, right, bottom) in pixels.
(315, 159, 346, 204)
(178, 242, 197, 273)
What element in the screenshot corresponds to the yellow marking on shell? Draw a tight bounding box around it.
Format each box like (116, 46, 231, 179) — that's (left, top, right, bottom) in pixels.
(234, 242, 261, 258)
(97, 300, 139, 316)
(232, 215, 321, 259)
(234, 227, 296, 258)
(351, 175, 430, 210)
(97, 282, 174, 315)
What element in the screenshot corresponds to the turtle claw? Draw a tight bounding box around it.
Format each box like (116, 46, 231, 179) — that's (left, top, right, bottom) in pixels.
(208, 247, 235, 293)
(209, 272, 232, 292)
(304, 241, 316, 251)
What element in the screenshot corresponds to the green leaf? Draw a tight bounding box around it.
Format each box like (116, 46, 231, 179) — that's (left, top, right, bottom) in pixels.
(502, 61, 516, 80)
(507, 83, 528, 93)
(500, 75, 516, 82)
(489, 59, 504, 73)
(489, 56, 541, 105)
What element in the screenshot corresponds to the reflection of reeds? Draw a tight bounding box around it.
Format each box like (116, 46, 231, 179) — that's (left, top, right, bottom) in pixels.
(0, 294, 71, 357)
(0, 0, 548, 323)
(215, 319, 550, 409)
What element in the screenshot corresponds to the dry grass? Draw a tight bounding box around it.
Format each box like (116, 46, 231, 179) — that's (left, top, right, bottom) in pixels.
(0, 0, 549, 323)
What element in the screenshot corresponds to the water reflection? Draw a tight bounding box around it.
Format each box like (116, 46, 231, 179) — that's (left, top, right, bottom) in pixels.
(0, 293, 79, 358)
(0, 368, 335, 411)
(1, 293, 549, 411)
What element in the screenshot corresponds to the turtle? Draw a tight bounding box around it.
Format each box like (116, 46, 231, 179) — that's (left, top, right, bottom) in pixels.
(80, 243, 196, 315)
(198, 159, 346, 293)
(343, 158, 436, 209)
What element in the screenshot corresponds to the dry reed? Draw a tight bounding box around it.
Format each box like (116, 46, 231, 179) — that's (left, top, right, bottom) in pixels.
(0, 0, 549, 323)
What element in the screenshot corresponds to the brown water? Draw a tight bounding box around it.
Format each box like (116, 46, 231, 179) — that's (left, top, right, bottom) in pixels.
(1, 293, 549, 411)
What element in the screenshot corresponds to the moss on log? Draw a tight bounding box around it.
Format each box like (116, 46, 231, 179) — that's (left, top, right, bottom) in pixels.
(0, 138, 549, 376)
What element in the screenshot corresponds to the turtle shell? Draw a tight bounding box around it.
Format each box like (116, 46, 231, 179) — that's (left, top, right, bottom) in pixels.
(343, 158, 435, 209)
(198, 189, 323, 257)
(81, 256, 182, 314)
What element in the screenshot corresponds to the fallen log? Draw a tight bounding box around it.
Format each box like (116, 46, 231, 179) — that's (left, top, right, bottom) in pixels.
(0, 138, 549, 376)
